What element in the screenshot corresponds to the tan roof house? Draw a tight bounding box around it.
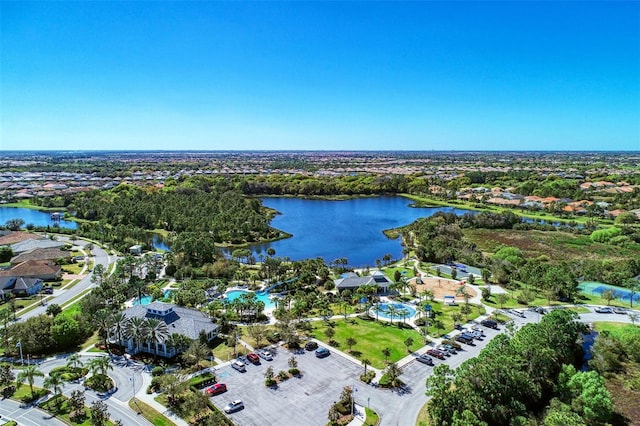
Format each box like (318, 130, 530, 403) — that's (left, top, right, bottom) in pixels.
(0, 260, 62, 281)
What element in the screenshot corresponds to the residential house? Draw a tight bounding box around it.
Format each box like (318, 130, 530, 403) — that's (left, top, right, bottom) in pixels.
(0, 231, 42, 247)
(11, 239, 66, 255)
(0, 260, 62, 280)
(10, 247, 70, 265)
(0, 277, 43, 298)
(129, 245, 143, 255)
(118, 302, 219, 358)
(333, 271, 392, 293)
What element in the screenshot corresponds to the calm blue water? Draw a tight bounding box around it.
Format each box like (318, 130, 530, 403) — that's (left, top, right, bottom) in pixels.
(0, 207, 78, 229)
(225, 289, 276, 309)
(248, 197, 471, 267)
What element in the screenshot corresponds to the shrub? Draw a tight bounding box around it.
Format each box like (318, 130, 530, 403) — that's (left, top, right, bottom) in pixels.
(265, 378, 276, 387)
(277, 370, 289, 381)
(288, 368, 300, 376)
(360, 371, 375, 384)
(151, 366, 164, 377)
(2, 385, 15, 398)
(149, 376, 162, 393)
(84, 374, 113, 393)
(188, 371, 216, 389)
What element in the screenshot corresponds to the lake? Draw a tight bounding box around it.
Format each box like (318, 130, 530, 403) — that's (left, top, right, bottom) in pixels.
(243, 197, 472, 267)
(0, 206, 78, 229)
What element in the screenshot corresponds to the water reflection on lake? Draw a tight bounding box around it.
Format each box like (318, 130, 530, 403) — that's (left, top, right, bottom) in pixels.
(0, 206, 78, 229)
(245, 197, 472, 267)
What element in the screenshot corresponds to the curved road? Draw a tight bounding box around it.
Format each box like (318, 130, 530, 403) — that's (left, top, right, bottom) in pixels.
(19, 240, 113, 321)
(9, 353, 149, 426)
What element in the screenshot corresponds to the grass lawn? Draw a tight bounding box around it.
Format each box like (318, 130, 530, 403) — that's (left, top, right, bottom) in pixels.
(364, 407, 380, 426)
(12, 384, 47, 401)
(210, 337, 241, 362)
(417, 300, 484, 338)
(592, 322, 639, 334)
(309, 318, 423, 369)
(382, 266, 417, 281)
(129, 398, 176, 426)
(39, 395, 100, 426)
(575, 292, 639, 311)
(416, 402, 430, 426)
(61, 263, 84, 275)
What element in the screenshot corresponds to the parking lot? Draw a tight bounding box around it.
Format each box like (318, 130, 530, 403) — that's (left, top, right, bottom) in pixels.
(208, 345, 363, 426)
(208, 314, 531, 426)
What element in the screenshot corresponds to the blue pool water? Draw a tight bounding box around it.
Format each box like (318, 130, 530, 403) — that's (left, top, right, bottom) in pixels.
(133, 290, 173, 306)
(372, 302, 416, 320)
(225, 289, 276, 309)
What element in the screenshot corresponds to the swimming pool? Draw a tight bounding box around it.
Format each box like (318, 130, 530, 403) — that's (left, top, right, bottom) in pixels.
(132, 290, 173, 306)
(225, 290, 276, 309)
(578, 281, 639, 303)
(370, 302, 416, 320)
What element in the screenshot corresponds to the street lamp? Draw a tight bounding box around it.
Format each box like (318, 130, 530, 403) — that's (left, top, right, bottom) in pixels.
(16, 340, 23, 365)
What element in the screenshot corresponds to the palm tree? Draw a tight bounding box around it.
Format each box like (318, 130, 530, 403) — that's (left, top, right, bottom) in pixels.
(362, 358, 371, 375)
(627, 278, 639, 308)
(110, 312, 128, 348)
(144, 318, 170, 360)
(382, 347, 391, 363)
(384, 362, 403, 388)
(432, 319, 444, 337)
(166, 333, 191, 357)
(420, 289, 434, 302)
(66, 353, 83, 370)
(86, 356, 112, 377)
(372, 303, 382, 322)
(43, 374, 65, 407)
(397, 308, 409, 324)
(386, 305, 398, 324)
(16, 365, 44, 399)
(125, 317, 147, 354)
(456, 285, 471, 304)
(345, 337, 357, 353)
(94, 309, 113, 353)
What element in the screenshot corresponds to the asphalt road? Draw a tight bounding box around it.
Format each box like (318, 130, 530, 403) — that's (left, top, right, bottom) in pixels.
(0, 397, 67, 426)
(18, 353, 150, 426)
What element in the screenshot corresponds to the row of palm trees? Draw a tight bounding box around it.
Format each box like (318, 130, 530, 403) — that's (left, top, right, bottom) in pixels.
(95, 311, 174, 358)
(17, 354, 113, 401)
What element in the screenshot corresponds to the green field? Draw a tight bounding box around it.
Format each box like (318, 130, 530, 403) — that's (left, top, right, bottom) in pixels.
(309, 318, 423, 369)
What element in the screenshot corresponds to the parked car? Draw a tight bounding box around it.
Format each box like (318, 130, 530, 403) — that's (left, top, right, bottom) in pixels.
(436, 345, 452, 356)
(594, 306, 613, 314)
(42, 286, 54, 295)
(510, 309, 526, 318)
(613, 307, 628, 315)
(426, 349, 446, 360)
(223, 400, 244, 413)
(258, 350, 273, 361)
(315, 347, 330, 358)
(305, 341, 318, 351)
(231, 360, 246, 372)
(416, 354, 433, 365)
(455, 333, 474, 345)
(205, 383, 227, 396)
(440, 344, 457, 355)
(246, 353, 260, 364)
(480, 319, 499, 329)
(529, 307, 546, 315)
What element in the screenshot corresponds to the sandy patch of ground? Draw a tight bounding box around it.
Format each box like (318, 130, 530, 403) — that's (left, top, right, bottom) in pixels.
(409, 276, 477, 301)
(62, 273, 86, 280)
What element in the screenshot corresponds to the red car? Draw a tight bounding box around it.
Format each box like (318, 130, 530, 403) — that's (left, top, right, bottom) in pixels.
(426, 349, 446, 360)
(205, 383, 227, 396)
(247, 353, 260, 364)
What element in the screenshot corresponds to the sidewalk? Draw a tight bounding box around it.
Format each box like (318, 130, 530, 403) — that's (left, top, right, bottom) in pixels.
(347, 403, 367, 426)
(133, 372, 190, 426)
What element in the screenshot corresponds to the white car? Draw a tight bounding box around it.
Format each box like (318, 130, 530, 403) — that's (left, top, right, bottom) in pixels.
(259, 350, 273, 361)
(224, 400, 244, 413)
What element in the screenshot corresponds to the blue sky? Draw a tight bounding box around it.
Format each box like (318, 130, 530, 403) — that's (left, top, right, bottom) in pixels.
(1, 1, 639, 151)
